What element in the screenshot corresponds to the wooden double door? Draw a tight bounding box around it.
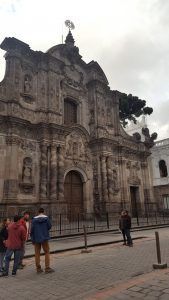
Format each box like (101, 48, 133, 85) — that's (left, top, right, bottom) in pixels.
(64, 171, 83, 219)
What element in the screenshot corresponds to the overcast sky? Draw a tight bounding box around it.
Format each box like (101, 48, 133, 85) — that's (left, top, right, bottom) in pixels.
(0, 0, 169, 140)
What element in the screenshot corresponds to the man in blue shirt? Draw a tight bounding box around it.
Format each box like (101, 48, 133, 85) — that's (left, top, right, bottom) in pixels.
(31, 208, 54, 274)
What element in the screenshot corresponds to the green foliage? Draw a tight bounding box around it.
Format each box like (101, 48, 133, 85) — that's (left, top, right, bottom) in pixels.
(119, 92, 153, 127)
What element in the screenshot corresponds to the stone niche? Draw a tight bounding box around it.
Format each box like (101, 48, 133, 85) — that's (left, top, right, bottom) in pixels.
(19, 157, 34, 194)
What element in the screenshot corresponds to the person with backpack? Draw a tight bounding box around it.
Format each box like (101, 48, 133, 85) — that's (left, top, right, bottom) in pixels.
(31, 208, 54, 274)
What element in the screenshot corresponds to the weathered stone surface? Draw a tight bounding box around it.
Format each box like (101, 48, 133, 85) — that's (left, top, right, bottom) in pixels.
(0, 32, 154, 215)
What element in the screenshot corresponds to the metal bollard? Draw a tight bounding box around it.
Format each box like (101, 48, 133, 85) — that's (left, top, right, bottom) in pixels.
(153, 231, 167, 269)
(81, 225, 92, 253)
(155, 231, 161, 264)
(83, 225, 87, 250)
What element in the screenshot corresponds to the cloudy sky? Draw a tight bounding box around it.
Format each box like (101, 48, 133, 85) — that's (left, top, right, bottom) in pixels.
(0, 0, 169, 140)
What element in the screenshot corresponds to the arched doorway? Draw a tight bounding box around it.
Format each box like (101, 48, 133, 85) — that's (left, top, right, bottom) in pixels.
(64, 171, 83, 219)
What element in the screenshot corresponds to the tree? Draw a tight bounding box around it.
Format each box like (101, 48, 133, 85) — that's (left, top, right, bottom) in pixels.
(118, 92, 153, 127)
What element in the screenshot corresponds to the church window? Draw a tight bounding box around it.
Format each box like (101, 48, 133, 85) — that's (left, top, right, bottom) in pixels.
(159, 160, 168, 177)
(64, 99, 77, 125)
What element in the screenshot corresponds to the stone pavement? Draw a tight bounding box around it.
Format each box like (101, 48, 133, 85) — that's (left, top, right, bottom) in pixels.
(87, 269, 169, 300)
(0, 227, 169, 300)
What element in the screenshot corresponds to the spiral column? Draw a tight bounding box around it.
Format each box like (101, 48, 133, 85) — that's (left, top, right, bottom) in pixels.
(50, 144, 57, 200)
(57, 146, 64, 201)
(40, 144, 48, 200)
(100, 156, 109, 211)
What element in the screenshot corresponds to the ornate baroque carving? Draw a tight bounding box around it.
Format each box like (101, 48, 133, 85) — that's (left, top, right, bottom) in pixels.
(127, 160, 141, 185)
(65, 132, 87, 162)
(106, 157, 119, 200)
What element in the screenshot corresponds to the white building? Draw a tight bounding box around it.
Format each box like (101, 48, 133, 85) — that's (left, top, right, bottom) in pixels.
(151, 138, 169, 210)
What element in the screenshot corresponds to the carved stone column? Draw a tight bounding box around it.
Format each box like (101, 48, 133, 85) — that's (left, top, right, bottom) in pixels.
(119, 157, 128, 209)
(3, 136, 20, 201)
(106, 157, 114, 202)
(57, 146, 64, 201)
(50, 144, 57, 200)
(92, 155, 100, 213)
(141, 161, 153, 204)
(40, 144, 48, 200)
(100, 156, 109, 211)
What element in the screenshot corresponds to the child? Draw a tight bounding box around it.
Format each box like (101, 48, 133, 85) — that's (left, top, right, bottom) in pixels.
(0, 218, 10, 272)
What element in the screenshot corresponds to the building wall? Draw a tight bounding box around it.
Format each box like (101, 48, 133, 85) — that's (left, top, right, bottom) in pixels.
(151, 138, 169, 209)
(0, 35, 154, 216)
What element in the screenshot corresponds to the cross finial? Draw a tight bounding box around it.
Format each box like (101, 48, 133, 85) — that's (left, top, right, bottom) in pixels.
(65, 20, 75, 31)
(65, 20, 75, 46)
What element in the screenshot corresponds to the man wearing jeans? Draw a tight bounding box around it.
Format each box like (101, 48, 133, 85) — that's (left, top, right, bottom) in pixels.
(1, 215, 26, 276)
(31, 208, 54, 274)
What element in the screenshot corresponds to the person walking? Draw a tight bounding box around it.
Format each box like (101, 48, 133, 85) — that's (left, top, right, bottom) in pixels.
(30, 208, 54, 274)
(1, 215, 26, 277)
(18, 211, 30, 269)
(119, 210, 133, 247)
(0, 218, 10, 273)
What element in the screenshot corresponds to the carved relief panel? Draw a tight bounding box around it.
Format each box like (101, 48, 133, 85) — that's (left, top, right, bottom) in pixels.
(126, 160, 141, 185)
(63, 64, 84, 89)
(106, 157, 119, 199)
(65, 131, 87, 162)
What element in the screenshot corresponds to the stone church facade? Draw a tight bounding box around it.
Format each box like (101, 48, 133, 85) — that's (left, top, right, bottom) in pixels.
(0, 31, 154, 217)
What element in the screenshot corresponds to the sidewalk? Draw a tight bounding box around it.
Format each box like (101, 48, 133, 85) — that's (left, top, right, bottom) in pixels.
(25, 229, 149, 257)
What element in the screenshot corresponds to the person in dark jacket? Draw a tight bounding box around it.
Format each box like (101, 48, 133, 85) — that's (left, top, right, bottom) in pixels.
(119, 210, 133, 246)
(0, 218, 10, 272)
(1, 215, 26, 277)
(31, 208, 54, 274)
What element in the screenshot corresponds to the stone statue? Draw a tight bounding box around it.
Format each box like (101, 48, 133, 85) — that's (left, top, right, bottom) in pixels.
(24, 75, 32, 93)
(22, 157, 32, 183)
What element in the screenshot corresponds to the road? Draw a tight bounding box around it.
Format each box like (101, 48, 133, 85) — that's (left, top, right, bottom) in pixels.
(1, 227, 169, 299)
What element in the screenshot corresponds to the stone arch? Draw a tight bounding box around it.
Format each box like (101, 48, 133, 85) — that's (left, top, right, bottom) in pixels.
(64, 166, 88, 182)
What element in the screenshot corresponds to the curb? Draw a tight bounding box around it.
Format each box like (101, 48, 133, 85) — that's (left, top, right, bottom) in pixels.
(24, 236, 146, 259)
